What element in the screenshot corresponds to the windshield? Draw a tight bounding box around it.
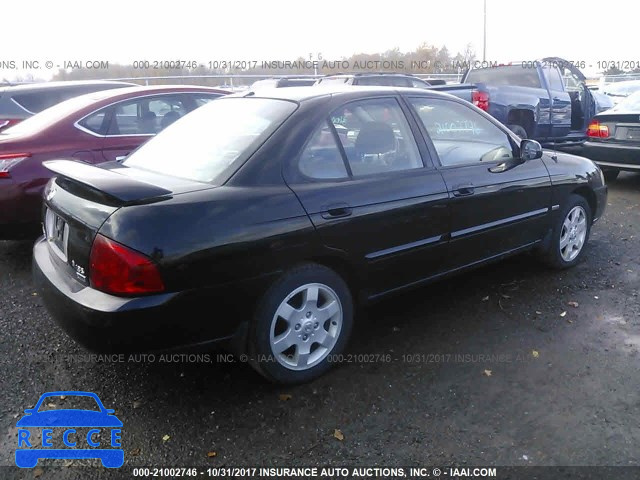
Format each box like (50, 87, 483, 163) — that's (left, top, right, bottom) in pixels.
(603, 82, 640, 97)
(613, 91, 640, 111)
(1, 94, 98, 136)
(124, 97, 297, 183)
(465, 66, 541, 88)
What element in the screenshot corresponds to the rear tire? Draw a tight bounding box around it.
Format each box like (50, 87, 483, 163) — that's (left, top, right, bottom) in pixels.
(249, 263, 353, 384)
(603, 169, 620, 182)
(541, 194, 591, 269)
(507, 124, 528, 139)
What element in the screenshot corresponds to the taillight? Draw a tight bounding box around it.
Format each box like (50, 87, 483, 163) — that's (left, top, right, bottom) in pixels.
(587, 120, 609, 138)
(89, 234, 164, 296)
(0, 152, 31, 178)
(472, 90, 490, 111)
(0, 118, 22, 131)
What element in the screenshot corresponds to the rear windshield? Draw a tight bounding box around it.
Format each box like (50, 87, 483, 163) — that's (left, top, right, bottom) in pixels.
(613, 91, 640, 111)
(466, 66, 541, 88)
(124, 97, 297, 184)
(356, 76, 410, 87)
(603, 82, 640, 97)
(12, 84, 130, 114)
(1, 94, 98, 135)
(280, 79, 316, 87)
(251, 79, 278, 89)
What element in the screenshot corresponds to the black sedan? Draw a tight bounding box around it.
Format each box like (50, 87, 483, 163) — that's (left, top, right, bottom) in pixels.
(33, 87, 607, 384)
(583, 91, 640, 181)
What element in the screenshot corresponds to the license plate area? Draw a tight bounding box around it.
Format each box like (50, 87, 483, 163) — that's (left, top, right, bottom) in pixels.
(45, 208, 69, 262)
(626, 127, 640, 140)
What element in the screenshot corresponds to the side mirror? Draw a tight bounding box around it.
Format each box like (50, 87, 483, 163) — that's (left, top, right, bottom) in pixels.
(106, 409, 115, 414)
(23, 409, 34, 414)
(520, 139, 543, 161)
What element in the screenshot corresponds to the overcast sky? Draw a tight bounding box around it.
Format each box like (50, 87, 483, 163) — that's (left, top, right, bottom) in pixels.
(2, 0, 636, 80)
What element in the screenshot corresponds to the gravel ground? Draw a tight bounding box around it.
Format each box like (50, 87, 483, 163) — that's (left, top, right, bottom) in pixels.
(1, 173, 639, 479)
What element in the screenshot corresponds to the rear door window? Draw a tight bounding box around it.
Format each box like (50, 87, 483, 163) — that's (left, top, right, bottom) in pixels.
(329, 98, 423, 177)
(105, 95, 189, 136)
(298, 121, 349, 180)
(78, 109, 110, 135)
(108, 100, 142, 135)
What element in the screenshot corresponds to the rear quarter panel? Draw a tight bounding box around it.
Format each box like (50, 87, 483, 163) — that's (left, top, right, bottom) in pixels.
(98, 185, 320, 293)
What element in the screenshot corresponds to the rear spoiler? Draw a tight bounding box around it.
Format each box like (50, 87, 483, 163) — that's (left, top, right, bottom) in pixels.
(44, 160, 172, 205)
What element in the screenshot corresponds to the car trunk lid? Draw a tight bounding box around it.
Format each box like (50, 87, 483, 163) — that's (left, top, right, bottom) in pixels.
(44, 160, 216, 205)
(592, 113, 640, 143)
(41, 160, 214, 286)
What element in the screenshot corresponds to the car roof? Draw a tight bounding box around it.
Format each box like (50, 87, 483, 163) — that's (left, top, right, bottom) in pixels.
(54, 84, 230, 108)
(228, 85, 452, 102)
(321, 72, 420, 78)
(2, 80, 137, 93)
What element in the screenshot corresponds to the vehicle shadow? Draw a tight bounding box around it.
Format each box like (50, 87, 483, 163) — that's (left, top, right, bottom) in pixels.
(90, 251, 558, 407)
(21, 241, 612, 466)
(608, 171, 640, 193)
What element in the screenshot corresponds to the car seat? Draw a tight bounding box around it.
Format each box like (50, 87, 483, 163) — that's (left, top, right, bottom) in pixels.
(139, 111, 157, 134)
(161, 111, 181, 130)
(355, 121, 396, 159)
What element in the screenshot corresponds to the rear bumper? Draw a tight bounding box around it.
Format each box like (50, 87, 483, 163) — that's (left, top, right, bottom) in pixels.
(582, 141, 640, 170)
(33, 237, 274, 354)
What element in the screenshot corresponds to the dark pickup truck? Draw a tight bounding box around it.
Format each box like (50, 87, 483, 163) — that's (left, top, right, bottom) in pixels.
(437, 58, 613, 146)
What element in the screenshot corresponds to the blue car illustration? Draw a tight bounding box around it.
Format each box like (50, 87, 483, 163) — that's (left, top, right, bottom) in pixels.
(16, 391, 123, 468)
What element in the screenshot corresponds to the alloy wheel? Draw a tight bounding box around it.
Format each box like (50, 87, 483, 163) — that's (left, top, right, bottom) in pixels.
(269, 283, 343, 371)
(559, 206, 587, 262)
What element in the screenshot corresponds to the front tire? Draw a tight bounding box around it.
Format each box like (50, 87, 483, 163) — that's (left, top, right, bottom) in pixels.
(542, 194, 592, 269)
(249, 263, 354, 384)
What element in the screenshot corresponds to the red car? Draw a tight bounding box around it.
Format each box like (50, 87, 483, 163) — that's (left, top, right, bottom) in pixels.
(0, 85, 227, 239)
